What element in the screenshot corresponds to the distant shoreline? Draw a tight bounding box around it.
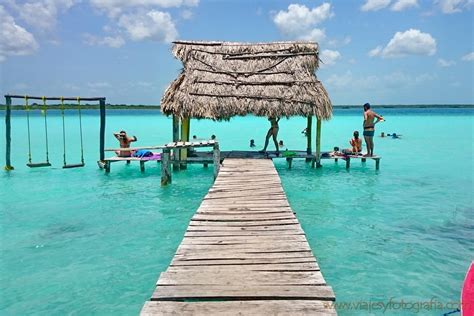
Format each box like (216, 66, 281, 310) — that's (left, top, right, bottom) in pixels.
(0, 104, 473, 110)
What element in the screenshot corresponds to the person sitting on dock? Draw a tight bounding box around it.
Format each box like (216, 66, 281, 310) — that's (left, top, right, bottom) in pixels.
(349, 131, 362, 154)
(260, 117, 280, 154)
(250, 139, 256, 148)
(114, 130, 137, 157)
(211, 134, 216, 141)
(363, 103, 384, 157)
(279, 140, 285, 149)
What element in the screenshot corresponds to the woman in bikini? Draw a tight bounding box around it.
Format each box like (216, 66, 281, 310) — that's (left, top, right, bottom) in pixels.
(260, 117, 280, 153)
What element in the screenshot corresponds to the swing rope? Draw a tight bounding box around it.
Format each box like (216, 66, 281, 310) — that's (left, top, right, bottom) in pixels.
(25, 96, 32, 164)
(77, 97, 84, 165)
(60, 97, 67, 166)
(42, 96, 50, 163)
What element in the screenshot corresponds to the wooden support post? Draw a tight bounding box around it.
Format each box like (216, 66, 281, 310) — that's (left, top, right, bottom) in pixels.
(140, 161, 145, 172)
(335, 158, 338, 163)
(126, 160, 131, 165)
(286, 157, 293, 169)
(345, 157, 350, 169)
(161, 149, 171, 185)
(213, 143, 220, 180)
(361, 158, 366, 163)
(180, 117, 190, 169)
(99, 99, 106, 162)
(315, 118, 322, 168)
(4, 96, 14, 171)
(172, 115, 180, 171)
(305, 116, 312, 162)
(203, 163, 208, 168)
(105, 161, 111, 173)
(375, 158, 380, 170)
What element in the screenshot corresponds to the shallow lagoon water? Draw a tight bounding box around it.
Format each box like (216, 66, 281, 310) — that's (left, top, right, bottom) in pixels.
(1, 108, 473, 315)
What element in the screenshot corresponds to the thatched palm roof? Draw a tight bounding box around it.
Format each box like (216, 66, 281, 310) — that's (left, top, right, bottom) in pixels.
(161, 41, 332, 120)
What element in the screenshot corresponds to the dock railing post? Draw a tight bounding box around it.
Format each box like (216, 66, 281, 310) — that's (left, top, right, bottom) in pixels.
(213, 142, 220, 180)
(99, 99, 106, 162)
(4, 96, 14, 171)
(161, 148, 171, 185)
(172, 115, 180, 171)
(314, 118, 322, 168)
(180, 117, 190, 169)
(306, 116, 312, 162)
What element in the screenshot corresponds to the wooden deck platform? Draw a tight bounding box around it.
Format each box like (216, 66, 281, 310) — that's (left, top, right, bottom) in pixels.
(140, 158, 336, 315)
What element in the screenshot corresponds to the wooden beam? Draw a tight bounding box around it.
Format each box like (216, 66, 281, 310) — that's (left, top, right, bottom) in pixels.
(305, 116, 312, 162)
(180, 117, 190, 169)
(315, 118, 322, 168)
(172, 115, 180, 171)
(213, 143, 220, 180)
(161, 149, 172, 185)
(99, 99, 106, 162)
(4, 96, 14, 171)
(4, 95, 106, 101)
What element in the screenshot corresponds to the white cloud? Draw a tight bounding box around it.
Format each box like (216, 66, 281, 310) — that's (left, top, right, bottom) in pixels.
(0, 5, 38, 62)
(325, 71, 436, 90)
(320, 49, 341, 67)
(437, 58, 456, 67)
(361, 0, 391, 11)
(391, 0, 418, 11)
(461, 52, 474, 61)
(369, 29, 436, 58)
(437, 0, 464, 13)
(273, 3, 333, 40)
(118, 10, 178, 42)
(11, 0, 77, 32)
(83, 33, 125, 48)
(87, 82, 111, 89)
(327, 36, 351, 48)
(90, 0, 198, 17)
(180, 9, 193, 19)
(297, 28, 326, 42)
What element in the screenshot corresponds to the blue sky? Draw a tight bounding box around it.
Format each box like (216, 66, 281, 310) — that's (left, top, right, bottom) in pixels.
(1, 0, 473, 105)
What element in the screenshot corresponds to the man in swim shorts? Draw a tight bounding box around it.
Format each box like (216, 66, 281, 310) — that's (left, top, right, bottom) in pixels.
(363, 103, 384, 157)
(114, 130, 137, 157)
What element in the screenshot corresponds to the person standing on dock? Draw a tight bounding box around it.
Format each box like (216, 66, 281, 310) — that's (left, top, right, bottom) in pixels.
(260, 117, 280, 154)
(114, 130, 137, 157)
(363, 103, 384, 157)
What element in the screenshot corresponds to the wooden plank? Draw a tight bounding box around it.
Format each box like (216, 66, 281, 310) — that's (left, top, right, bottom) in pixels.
(157, 271, 326, 286)
(141, 300, 337, 316)
(173, 251, 315, 260)
(184, 230, 305, 237)
(180, 235, 307, 243)
(152, 285, 335, 301)
(167, 262, 320, 272)
(189, 218, 298, 227)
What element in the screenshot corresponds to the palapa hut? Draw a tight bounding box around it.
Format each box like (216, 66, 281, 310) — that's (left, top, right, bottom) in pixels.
(161, 40, 332, 166)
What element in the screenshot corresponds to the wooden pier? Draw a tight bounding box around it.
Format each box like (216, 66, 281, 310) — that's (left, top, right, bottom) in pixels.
(141, 158, 336, 315)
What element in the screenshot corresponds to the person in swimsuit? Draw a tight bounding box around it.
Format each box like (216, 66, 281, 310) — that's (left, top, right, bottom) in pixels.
(260, 117, 280, 153)
(114, 130, 137, 157)
(350, 131, 362, 154)
(363, 103, 384, 157)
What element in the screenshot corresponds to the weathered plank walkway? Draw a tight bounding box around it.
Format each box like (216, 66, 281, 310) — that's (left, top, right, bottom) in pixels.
(141, 158, 336, 315)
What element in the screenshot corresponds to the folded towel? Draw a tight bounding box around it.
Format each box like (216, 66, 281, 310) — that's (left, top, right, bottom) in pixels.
(133, 149, 153, 158)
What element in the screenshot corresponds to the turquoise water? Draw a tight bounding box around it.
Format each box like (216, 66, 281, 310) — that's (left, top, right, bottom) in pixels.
(1, 108, 473, 315)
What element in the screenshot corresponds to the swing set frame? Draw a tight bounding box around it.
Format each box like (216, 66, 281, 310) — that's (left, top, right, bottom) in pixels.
(4, 95, 106, 171)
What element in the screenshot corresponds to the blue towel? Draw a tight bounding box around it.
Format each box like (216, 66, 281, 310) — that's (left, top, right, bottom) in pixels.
(133, 149, 153, 158)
